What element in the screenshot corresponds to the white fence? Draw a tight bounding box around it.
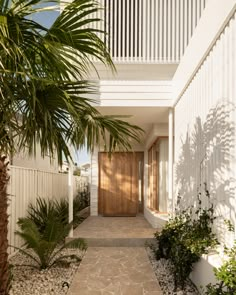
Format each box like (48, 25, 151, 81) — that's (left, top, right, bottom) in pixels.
(93, 0, 207, 63)
(7, 166, 89, 255)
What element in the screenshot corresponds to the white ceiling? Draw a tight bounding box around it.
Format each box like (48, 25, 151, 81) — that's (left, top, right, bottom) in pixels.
(89, 64, 178, 81)
(96, 106, 169, 139)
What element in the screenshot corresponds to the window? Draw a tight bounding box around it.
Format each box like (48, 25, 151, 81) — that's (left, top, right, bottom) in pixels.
(148, 138, 168, 212)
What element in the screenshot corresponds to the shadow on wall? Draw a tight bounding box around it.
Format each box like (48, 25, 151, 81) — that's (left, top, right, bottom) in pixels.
(175, 101, 236, 246)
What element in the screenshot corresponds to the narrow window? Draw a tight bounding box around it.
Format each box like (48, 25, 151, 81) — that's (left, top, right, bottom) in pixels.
(148, 138, 168, 212)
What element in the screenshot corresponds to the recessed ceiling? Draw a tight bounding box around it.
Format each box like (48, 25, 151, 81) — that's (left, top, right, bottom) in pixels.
(89, 64, 178, 81)
(96, 106, 169, 139)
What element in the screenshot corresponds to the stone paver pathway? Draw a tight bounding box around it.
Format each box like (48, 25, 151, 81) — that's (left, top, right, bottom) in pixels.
(68, 247, 162, 295)
(73, 216, 157, 239)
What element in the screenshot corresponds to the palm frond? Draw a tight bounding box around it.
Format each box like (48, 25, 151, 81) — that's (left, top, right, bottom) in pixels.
(47, 0, 115, 76)
(10, 245, 40, 265)
(0, 0, 143, 164)
(49, 237, 87, 265)
(64, 238, 87, 250)
(16, 218, 41, 249)
(27, 198, 56, 232)
(15, 216, 86, 269)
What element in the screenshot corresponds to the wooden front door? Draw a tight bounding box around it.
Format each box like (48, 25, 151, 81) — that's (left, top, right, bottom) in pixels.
(99, 152, 144, 216)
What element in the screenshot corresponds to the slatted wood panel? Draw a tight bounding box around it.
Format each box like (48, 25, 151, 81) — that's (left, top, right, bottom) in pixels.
(148, 148, 153, 208)
(148, 144, 158, 210)
(99, 152, 144, 216)
(148, 138, 168, 212)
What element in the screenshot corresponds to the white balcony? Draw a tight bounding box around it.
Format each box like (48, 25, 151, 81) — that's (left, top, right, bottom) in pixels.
(94, 0, 208, 64)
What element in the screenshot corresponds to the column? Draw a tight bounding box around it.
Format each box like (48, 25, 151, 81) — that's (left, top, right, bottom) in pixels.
(68, 159, 73, 237)
(168, 108, 174, 214)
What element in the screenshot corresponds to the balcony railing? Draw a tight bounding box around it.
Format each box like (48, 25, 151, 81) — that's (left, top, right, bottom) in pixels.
(93, 0, 207, 63)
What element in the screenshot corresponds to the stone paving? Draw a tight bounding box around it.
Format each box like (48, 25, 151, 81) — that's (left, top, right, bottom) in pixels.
(73, 216, 157, 240)
(68, 247, 163, 295)
(67, 216, 163, 295)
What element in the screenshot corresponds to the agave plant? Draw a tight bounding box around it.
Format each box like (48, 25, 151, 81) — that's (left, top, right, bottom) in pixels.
(14, 218, 87, 270)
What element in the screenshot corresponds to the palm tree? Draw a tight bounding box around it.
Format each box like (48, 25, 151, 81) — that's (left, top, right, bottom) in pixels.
(0, 156, 10, 295)
(0, 0, 143, 293)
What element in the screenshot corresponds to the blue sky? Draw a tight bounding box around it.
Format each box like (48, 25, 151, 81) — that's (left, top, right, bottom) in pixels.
(74, 147, 90, 166)
(33, 2, 59, 28)
(35, 4, 90, 165)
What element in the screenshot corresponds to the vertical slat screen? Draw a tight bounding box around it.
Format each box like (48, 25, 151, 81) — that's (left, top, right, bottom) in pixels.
(96, 0, 208, 63)
(174, 11, 236, 246)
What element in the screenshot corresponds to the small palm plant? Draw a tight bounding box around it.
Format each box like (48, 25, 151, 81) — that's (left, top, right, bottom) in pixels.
(27, 198, 69, 233)
(27, 197, 86, 232)
(14, 218, 87, 270)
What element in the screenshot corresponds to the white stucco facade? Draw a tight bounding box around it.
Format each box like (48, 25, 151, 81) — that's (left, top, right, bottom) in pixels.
(173, 0, 236, 248)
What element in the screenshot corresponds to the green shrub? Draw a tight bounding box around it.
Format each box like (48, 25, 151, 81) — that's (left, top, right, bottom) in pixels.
(171, 242, 199, 289)
(14, 218, 87, 270)
(205, 241, 236, 294)
(154, 212, 188, 260)
(72, 189, 90, 226)
(28, 193, 90, 233)
(154, 185, 218, 289)
(74, 189, 90, 211)
(28, 198, 69, 233)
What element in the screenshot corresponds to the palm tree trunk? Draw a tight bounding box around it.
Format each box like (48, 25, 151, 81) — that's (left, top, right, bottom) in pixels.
(0, 156, 10, 295)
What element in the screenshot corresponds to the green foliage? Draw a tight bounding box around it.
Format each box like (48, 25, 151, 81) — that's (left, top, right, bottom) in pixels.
(154, 185, 218, 289)
(205, 241, 236, 294)
(28, 192, 90, 234)
(0, 1, 141, 294)
(14, 218, 87, 270)
(74, 189, 90, 211)
(224, 219, 235, 233)
(28, 198, 69, 234)
(73, 168, 81, 176)
(0, 0, 143, 165)
(73, 190, 90, 227)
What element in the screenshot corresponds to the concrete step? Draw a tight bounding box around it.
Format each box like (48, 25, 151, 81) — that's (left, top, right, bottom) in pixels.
(67, 237, 155, 247)
(68, 216, 158, 247)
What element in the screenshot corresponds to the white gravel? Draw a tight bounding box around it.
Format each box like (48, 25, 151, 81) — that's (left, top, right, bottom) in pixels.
(9, 248, 86, 295)
(146, 247, 199, 295)
(9, 245, 199, 295)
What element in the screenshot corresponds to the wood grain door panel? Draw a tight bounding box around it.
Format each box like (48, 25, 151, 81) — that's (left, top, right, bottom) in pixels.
(99, 152, 143, 216)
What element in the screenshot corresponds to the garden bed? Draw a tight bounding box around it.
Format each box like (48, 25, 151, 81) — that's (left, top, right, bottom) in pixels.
(77, 206, 90, 219)
(146, 247, 199, 295)
(9, 248, 85, 295)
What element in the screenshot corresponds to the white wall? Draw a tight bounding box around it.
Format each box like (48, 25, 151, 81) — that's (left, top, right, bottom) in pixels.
(173, 1, 236, 290)
(174, 5, 236, 249)
(145, 123, 168, 149)
(12, 144, 59, 173)
(98, 80, 172, 107)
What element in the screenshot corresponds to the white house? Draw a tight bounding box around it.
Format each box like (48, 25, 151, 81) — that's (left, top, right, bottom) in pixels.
(82, 0, 236, 288)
